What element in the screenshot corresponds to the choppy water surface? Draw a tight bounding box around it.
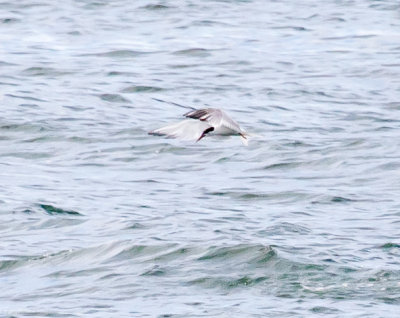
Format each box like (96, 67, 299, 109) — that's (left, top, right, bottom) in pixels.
(1, 0, 400, 317)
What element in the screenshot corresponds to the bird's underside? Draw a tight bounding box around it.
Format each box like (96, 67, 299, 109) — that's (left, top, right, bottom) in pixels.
(149, 119, 214, 142)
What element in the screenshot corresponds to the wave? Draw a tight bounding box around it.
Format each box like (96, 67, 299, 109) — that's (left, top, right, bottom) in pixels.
(2, 241, 399, 302)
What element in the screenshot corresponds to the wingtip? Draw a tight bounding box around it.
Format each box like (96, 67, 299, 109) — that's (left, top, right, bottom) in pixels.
(148, 130, 164, 136)
(184, 109, 209, 120)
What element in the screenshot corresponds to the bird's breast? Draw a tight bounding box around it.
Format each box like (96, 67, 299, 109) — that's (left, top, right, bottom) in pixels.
(212, 125, 237, 136)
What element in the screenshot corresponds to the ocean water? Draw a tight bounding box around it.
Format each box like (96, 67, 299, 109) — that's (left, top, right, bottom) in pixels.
(1, 0, 400, 317)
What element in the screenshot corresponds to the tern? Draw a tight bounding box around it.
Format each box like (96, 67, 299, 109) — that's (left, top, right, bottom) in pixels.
(149, 108, 249, 145)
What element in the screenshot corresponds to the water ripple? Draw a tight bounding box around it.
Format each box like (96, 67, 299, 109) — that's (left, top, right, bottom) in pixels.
(1, 0, 400, 316)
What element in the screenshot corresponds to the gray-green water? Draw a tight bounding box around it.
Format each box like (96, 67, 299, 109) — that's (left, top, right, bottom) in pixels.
(1, 0, 400, 317)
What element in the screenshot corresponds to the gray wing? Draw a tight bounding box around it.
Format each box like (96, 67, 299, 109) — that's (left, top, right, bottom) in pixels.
(184, 108, 242, 133)
(149, 119, 212, 141)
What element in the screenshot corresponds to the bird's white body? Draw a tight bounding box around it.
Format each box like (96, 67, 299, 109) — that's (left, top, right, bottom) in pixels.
(212, 125, 237, 136)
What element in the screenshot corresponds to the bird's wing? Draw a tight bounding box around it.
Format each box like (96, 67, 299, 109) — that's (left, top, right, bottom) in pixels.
(184, 108, 242, 133)
(149, 119, 212, 141)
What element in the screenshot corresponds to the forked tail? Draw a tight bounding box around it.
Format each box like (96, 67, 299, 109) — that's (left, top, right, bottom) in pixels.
(240, 133, 249, 146)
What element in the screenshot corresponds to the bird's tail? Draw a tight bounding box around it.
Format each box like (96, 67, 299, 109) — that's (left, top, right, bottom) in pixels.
(240, 133, 249, 146)
(239, 131, 261, 146)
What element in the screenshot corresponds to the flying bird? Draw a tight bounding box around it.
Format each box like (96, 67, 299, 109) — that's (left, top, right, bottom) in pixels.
(149, 108, 249, 145)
